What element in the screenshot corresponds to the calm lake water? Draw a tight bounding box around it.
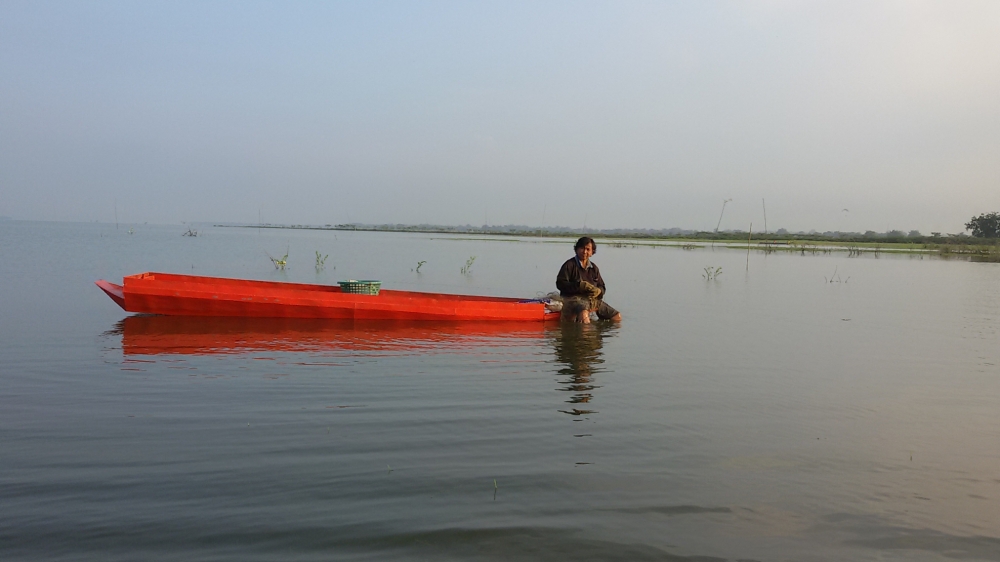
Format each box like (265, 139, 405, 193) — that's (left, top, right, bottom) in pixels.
(2, 220, 999, 561)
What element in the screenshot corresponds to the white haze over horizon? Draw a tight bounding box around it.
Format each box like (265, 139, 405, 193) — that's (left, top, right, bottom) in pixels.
(2, 1, 998, 234)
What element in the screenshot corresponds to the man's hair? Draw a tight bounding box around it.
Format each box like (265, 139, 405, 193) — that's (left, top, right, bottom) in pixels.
(574, 236, 597, 254)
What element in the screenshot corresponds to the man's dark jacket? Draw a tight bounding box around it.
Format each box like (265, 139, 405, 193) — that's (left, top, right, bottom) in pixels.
(556, 257, 606, 300)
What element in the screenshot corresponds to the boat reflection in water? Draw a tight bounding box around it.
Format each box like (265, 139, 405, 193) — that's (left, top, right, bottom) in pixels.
(109, 316, 615, 417)
(550, 323, 616, 416)
(111, 315, 556, 357)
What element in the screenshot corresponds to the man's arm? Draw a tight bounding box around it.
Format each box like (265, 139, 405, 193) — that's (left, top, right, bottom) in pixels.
(593, 264, 607, 300)
(556, 260, 579, 295)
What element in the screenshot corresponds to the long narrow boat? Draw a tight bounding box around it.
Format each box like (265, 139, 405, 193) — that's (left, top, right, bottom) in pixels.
(96, 272, 560, 321)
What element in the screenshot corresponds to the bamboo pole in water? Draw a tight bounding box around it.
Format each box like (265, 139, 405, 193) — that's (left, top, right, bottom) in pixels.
(747, 223, 752, 271)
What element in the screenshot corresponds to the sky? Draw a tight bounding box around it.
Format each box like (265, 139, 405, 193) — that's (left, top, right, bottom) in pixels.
(1, 1, 998, 233)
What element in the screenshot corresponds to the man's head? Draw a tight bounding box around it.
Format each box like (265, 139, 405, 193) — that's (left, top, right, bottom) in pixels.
(574, 236, 596, 254)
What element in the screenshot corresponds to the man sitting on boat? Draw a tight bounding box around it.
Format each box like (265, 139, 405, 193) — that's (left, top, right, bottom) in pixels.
(556, 237, 622, 323)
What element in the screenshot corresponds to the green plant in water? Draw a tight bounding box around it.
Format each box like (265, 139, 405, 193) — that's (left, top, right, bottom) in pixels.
(824, 266, 849, 283)
(267, 249, 288, 270)
(315, 251, 328, 271)
(461, 256, 476, 275)
(703, 266, 722, 281)
(415, 260, 426, 273)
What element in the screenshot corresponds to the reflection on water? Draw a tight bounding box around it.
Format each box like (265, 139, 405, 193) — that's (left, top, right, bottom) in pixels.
(108, 315, 554, 356)
(550, 323, 616, 415)
(108, 316, 619, 419)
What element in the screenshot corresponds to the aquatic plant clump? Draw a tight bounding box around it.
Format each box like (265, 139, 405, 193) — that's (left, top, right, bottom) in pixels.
(315, 251, 328, 271)
(267, 251, 288, 270)
(461, 256, 476, 275)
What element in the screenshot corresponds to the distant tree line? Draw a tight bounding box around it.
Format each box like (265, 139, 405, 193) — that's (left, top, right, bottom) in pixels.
(966, 212, 1000, 239)
(219, 215, 1000, 244)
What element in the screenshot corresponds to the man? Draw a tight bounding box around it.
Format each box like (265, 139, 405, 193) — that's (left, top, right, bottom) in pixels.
(556, 237, 621, 323)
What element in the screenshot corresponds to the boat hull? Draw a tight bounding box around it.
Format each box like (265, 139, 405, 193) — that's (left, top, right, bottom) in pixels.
(96, 272, 559, 322)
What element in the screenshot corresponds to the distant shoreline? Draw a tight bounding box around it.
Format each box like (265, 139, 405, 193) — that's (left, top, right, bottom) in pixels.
(215, 223, 999, 261)
(213, 221, 997, 245)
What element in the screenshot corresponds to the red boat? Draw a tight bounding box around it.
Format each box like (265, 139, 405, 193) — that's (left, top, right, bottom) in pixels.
(96, 272, 560, 322)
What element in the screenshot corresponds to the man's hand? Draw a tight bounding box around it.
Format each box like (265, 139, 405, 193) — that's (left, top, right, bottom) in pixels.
(579, 281, 602, 299)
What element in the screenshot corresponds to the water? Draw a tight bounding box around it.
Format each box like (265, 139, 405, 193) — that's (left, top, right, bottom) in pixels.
(2, 220, 999, 561)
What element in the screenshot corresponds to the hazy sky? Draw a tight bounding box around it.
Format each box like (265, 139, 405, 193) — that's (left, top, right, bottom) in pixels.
(2, 1, 998, 233)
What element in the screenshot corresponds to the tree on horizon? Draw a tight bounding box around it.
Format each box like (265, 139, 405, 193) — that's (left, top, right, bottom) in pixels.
(966, 212, 1000, 238)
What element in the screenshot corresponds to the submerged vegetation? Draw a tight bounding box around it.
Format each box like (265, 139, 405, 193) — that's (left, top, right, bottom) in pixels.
(461, 256, 476, 275)
(703, 267, 722, 281)
(315, 251, 328, 271)
(267, 250, 288, 270)
(824, 267, 849, 283)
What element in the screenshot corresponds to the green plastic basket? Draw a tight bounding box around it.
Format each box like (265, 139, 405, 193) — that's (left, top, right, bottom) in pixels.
(338, 279, 381, 295)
